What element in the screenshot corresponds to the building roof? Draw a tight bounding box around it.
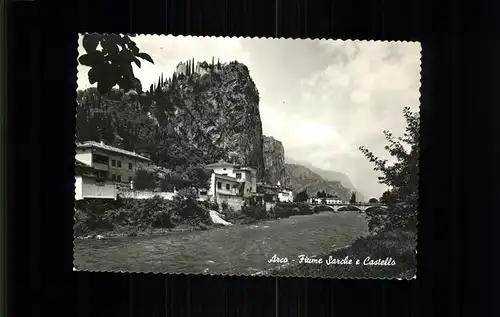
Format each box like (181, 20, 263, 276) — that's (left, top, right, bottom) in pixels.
(76, 141, 152, 161)
(234, 166, 256, 172)
(75, 158, 92, 168)
(206, 159, 236, 168)
(214, 173, 240, 183)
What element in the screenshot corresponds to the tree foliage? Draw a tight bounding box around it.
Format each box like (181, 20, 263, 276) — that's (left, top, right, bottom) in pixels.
(78, 34, 154, 94)
(294, 190, 309, 203)
(349, 192, 357, 204)
(316, 190, 327, 198)
(359, 106, 419, 233)
(185, 165, 211, 190)
(368, 198, 378, 204)
(134, 169, 158, 191)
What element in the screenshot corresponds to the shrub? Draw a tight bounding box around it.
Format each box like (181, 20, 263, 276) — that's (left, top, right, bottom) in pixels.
(200, 199, 219, 211)
(74, 196, 177, 238)
(271, 203, 314, 218)
(241, 204, 269, 220)
(170, 187, 209, 224)
(313, 205, 335, 213)
(73, 209, 91, 237)
(297, 204, 313, 215)
(365, 207, 388, 233)
(134, 169, 158, 190)
(221, 200, 229, 213)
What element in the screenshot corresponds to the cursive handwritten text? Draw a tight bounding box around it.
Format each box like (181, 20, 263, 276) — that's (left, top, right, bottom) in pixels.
(298, 254, 323, 264)
(363, 257, 396, 266)
(267, 254, 289, 264)
(325, 255, 353, 265)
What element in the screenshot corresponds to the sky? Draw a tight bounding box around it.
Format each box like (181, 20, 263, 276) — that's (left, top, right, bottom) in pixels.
(77, 35, 421, 199)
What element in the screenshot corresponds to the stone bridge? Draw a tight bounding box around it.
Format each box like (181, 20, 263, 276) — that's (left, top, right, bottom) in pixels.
(309, 202, 388, 212)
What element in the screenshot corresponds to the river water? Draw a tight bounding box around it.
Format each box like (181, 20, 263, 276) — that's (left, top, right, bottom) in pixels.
(74, 211, 369, 274)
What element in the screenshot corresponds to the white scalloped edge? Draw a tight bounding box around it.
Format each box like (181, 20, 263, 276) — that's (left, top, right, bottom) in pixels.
(73, 34, 421, 280)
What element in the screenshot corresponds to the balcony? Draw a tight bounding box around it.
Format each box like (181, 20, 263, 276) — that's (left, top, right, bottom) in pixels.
(216, 188, 239, 196)
(92, 162, 109, 171)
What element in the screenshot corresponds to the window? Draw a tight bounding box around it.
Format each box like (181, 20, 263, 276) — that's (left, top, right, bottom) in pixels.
(226, 184, 230, 190)
(217, 182, 222, 189)
(128, 176, 133, 183)
(111, 159, 116, 167)
(111, 174, 116, 181)
(222, 173, 227, 176)
(93, 154, 109, 165)
(235, 173, 241, 179)
(117, 161, 122, 168)
(117, 175, 122, 182)
(128, 163, 133, 170)
(223, 168, 226, 171)
(200, 191, 207, 196)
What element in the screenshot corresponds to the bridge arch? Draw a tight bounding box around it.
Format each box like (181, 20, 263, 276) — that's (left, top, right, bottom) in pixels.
(365, 206, 388, 214)
(313, 205, 337, 212)
(338, 205, 361, 212)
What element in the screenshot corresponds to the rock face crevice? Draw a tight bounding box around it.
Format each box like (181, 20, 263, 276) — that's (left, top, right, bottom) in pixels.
(262, 135, 286, 185)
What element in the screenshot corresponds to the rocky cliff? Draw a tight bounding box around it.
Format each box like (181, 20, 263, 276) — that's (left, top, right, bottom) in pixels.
(263, 135, 286, 185)
(283, 163, 353, 202)
(76, 59, 266, 179)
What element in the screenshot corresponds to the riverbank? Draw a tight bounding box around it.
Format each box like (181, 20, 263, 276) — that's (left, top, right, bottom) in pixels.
(268, 229, 417, 279)
(74, 195, 318, 240)
(74, 211, 369, 273)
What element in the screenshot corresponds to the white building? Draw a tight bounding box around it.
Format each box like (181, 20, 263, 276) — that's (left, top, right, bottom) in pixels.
(308, 197, 344, 205)
(276, 181, 294, 202)
(204, 160, 257, 201)
(75, 159, 117, 200)
(75, 141, 152, 184)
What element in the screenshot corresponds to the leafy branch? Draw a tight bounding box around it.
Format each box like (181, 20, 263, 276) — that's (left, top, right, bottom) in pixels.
(78, 33, 154, 94)
(359, 106, 419, 233)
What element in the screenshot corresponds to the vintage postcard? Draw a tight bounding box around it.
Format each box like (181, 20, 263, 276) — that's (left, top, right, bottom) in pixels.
(74, 34, 420, 279)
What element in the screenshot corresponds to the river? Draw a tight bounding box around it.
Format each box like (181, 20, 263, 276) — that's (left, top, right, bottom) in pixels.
(74, 211, 369, 274)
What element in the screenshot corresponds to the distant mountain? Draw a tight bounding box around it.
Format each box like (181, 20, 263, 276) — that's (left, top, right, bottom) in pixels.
(285, 158, 365, 202)
(283, 163, 353, 202)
